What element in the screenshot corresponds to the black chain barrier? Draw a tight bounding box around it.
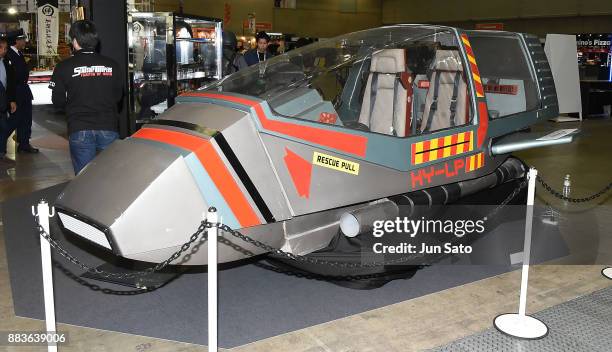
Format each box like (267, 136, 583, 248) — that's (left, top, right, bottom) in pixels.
(32, 167, 612, 281)
(536, 175, 612, 203)
(35, 178, 528, 279)
(35, 220, 210, 280)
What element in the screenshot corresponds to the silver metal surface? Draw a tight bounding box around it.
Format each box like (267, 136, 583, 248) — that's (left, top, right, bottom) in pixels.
(281, 204, 362, 255)
(223, 111, 293, 221)
(56, 139, 184, 228)
(492, 133, 574, 155)
(153, 102, 245, 132)
(429, 286, 612, 352)
(261, 135, 414, 216)
(110, 157, 208, 255)
(339, 200, 399, 237)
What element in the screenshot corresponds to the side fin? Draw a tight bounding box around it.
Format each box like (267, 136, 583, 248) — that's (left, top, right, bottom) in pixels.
(491, 128, 578, 155)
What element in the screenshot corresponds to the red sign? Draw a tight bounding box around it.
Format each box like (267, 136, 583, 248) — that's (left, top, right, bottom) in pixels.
(242, 20, 273, 31)
(475, 23, 504, 30)
(224, 3, 231, 26)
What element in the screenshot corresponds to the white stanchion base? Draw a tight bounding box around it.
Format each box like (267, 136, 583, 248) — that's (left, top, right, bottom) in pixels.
(494, 313, 549, 340)
(602, 267, 612, 280)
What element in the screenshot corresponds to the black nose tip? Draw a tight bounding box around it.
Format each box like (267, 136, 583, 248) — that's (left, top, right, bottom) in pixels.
(208, 206, 217, 212)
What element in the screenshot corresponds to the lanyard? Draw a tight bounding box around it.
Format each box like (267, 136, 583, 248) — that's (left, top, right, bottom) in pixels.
(257, 51, 266, 63)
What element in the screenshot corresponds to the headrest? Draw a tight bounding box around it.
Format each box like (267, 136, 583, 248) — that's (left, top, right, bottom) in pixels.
(431, 50, 463, 72)
(370, 49, 405, 74)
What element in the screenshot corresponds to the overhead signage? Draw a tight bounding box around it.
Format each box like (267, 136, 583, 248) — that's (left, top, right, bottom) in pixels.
(576, 34, 612, 51)
(13, 0, 64, 13)
(475, 23, 504, 31)
(242, 21, 273, 31)
(224, 2, 231, 26)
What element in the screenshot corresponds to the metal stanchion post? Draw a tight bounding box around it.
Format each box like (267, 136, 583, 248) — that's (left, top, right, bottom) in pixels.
(602, 267, 612, 280)
(207, 207, 218, 352)
(33, 200, 58, 352)
(493, 168, 549, 340)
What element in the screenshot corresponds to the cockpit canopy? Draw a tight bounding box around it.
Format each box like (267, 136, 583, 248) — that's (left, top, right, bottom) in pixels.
(203, 25, 540, 138)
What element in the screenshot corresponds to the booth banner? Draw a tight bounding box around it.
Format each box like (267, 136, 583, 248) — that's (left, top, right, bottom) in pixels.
(10, 0, 26, 12)
(19, 20, 30, 41)
(59, 0, 70, 12)
(37, 0, 59, 56)
(64, 23, 71, 44)
(28, 0, 36, 13)
(247, 14, 256, 34)
(12, 0, 37, 13)
(224, 2, 231, 26)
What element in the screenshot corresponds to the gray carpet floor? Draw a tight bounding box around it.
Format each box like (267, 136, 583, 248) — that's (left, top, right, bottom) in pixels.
(4, 184, 565, 348)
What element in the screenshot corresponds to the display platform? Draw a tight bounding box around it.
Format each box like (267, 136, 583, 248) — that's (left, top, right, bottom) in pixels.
(429, 286, 612, 352)
(4, 183, 567, 348)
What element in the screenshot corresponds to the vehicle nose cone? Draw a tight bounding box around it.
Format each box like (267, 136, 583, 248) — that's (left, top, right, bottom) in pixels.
(56, 138, 208, 255)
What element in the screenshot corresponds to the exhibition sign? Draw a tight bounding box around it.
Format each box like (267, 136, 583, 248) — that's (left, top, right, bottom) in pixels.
(37, 0, 59, 56)
(475, 23, 504, 30)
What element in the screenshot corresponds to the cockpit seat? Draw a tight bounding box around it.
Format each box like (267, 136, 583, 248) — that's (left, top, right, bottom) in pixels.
(420, 50, 467, 133)
(358, 49, 408, 137)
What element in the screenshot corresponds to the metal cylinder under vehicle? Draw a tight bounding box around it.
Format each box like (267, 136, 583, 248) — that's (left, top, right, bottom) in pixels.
(339, 157, 526, 237)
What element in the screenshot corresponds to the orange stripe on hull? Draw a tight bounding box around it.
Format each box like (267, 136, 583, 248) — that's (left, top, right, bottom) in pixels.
(133, 128, 261, 227)
(182, 92, 368, 157)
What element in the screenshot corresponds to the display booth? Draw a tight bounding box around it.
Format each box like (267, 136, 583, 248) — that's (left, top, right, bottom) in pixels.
(575, 33, 612, 118)
(128, 13, 223, 124)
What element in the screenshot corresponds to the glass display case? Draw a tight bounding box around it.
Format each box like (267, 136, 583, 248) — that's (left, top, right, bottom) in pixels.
(128, 12, 223, 126)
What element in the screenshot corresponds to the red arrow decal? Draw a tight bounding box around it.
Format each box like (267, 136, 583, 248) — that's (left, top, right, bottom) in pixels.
(284, 148, 312, 198)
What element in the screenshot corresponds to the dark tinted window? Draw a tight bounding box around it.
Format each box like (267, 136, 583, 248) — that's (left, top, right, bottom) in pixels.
(468, 34, 539, 118)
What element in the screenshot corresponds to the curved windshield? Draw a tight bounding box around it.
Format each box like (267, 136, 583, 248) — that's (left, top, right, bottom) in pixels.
(203, 25, 472, 137)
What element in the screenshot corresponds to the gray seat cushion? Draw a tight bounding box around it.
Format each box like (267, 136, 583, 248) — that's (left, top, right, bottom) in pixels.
(358, 49, 408, 137)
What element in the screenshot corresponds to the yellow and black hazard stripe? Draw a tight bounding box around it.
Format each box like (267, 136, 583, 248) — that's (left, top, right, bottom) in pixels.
(465, 152, 485, 172)
(460, 34, 485, 99)
(411, 131, 474, 165)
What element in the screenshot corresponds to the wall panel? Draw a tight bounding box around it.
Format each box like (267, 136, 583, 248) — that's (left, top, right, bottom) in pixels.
(468, 0, 521, 20)
(383, 0, 612, 24)
(518, 0, 578, 18)
(151, 0, 381, 37)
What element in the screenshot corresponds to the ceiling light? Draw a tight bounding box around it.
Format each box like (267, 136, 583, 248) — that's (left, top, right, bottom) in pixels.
(7, 7, 17, 15)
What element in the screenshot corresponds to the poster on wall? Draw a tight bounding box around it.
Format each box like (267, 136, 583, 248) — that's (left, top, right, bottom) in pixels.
(37, 0, 59, 56)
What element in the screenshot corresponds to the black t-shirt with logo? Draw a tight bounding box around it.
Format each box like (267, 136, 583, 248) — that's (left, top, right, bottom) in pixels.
(49, 50, 124, 135)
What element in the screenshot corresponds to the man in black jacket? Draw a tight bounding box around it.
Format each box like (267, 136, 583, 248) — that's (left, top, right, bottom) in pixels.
(49, 20, 124, 174)
(222, 31, 247, 75)
(244, 31, 273, 66)
(8, 30, 38, 153)
(0, 37, 18, 166)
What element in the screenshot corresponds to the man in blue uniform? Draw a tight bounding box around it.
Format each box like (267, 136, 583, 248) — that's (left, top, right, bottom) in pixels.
(0, 37, 18, 166)
(8, 30, 38, 153)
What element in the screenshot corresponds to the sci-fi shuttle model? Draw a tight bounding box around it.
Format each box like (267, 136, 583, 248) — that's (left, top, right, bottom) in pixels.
(55, 25, 574, 265)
